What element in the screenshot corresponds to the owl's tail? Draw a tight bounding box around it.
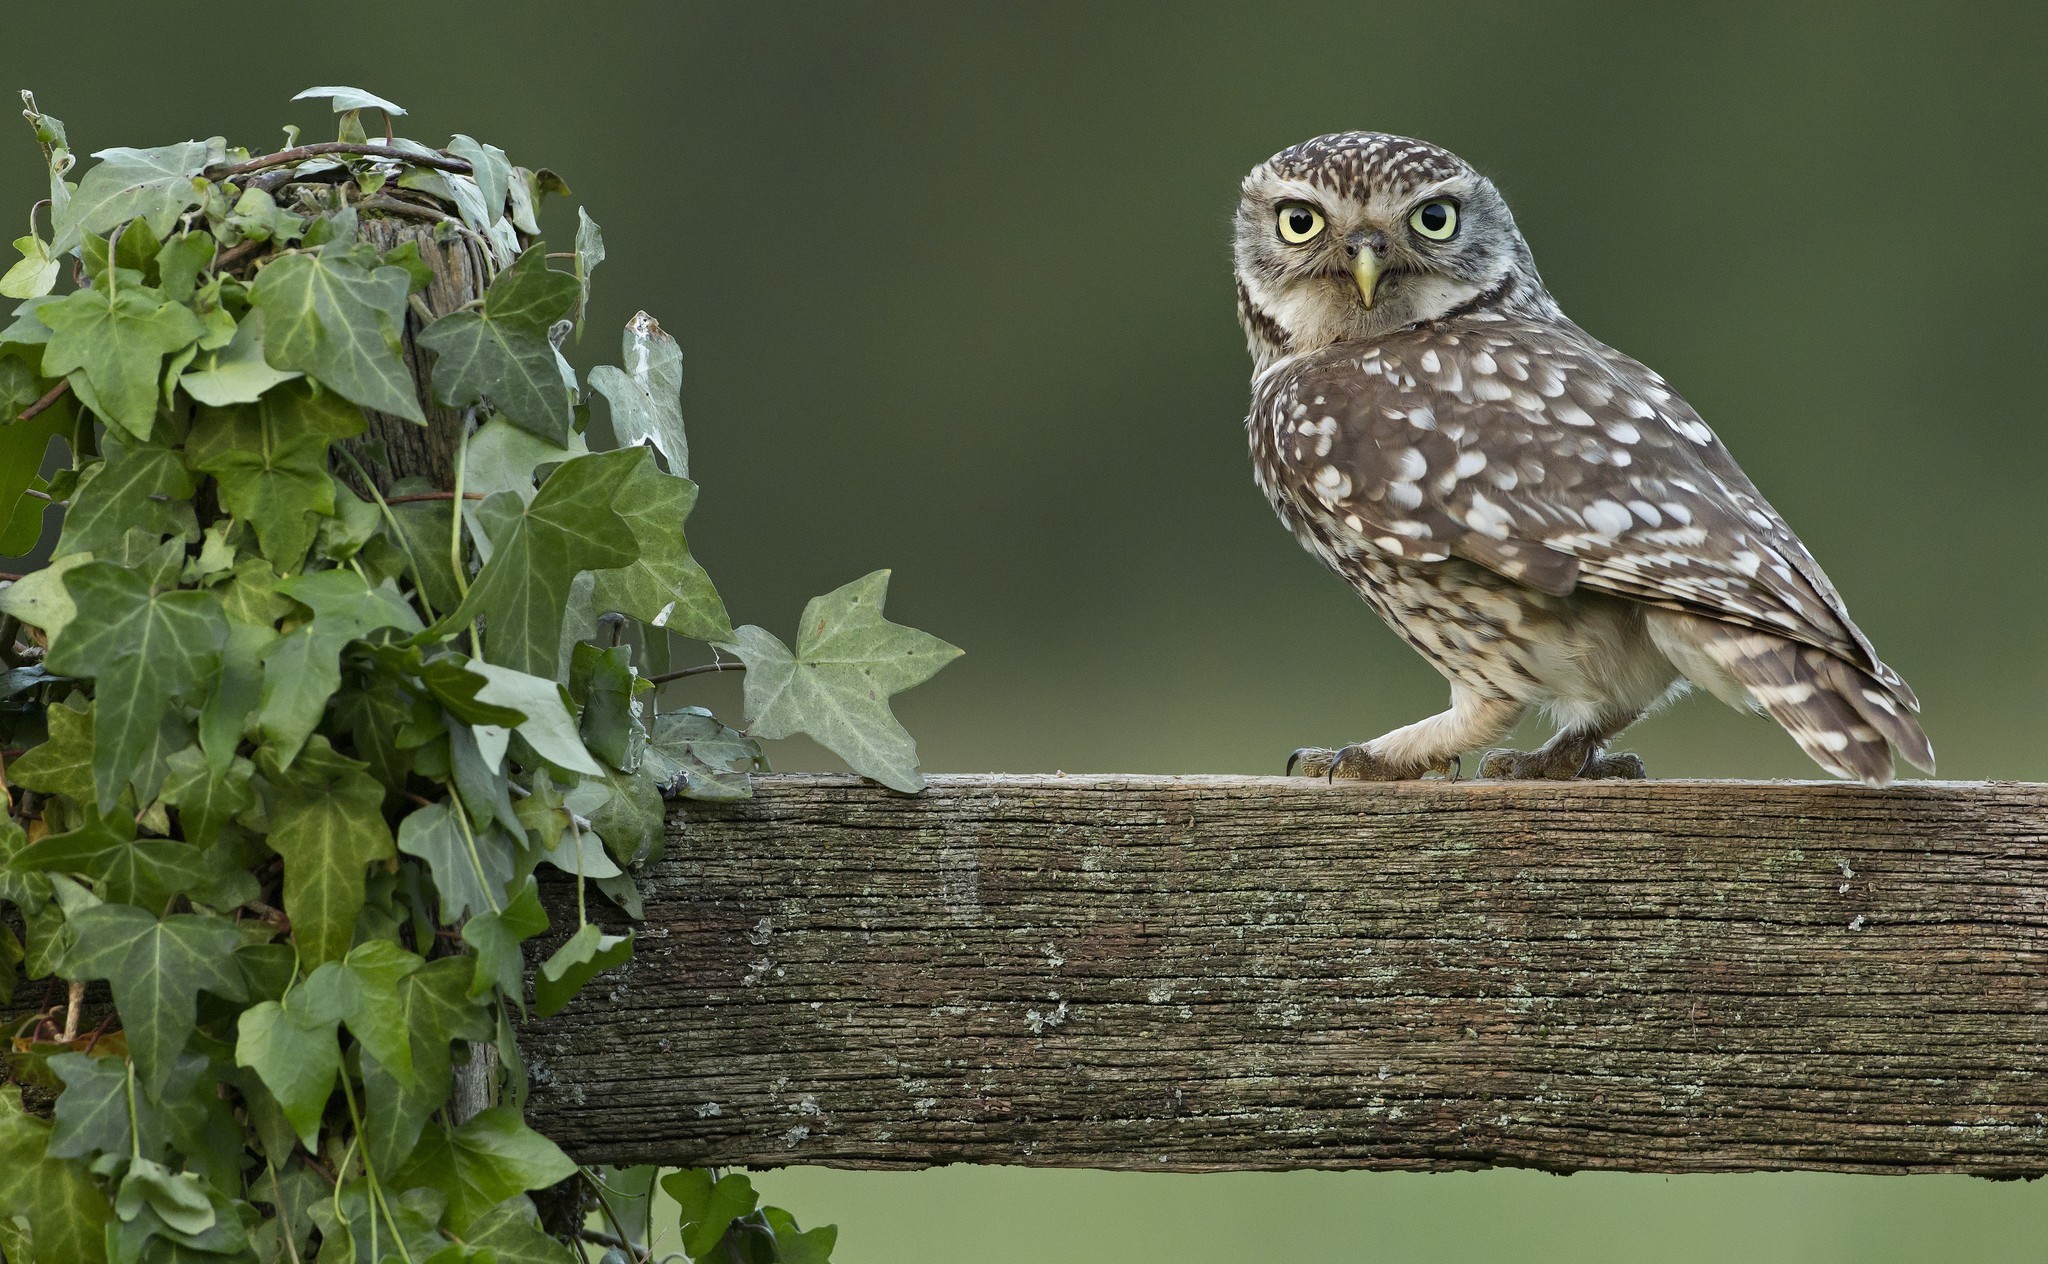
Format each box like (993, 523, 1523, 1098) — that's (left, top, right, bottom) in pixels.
(1650, 614, 1934, 787)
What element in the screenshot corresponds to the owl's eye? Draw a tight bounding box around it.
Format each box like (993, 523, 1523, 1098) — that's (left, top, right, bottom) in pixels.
(1276, 202, 1325, 244)
(1409, 199, 1459, 241)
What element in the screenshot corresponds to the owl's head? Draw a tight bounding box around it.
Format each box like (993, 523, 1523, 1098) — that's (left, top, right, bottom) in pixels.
(1233, 132, 1547, 370)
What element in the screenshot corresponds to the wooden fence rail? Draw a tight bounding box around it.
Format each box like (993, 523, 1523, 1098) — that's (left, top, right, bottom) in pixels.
(520, 774, 2048, 1176)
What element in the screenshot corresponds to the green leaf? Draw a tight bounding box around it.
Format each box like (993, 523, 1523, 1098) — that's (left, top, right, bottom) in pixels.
(115, 1157, 216, 1237)
(52, 140, 218, 255)
(762, 1207, 836, 1264)
(38, 285, 204, 440)
(188, 383, 365, 565)
(465, 1197, 575, 1264)
(0, 351, 72, 537)
(45, 1053, 130, 1161)
(397, 801, 507, 923)
(153, 233, 213, 303)
(441, 448, 639, 678)
(44, 563, 226, 812)
(572, 210, 604, 328)
(360, 956, 489, 1177)
(10, 698, 95, 803)
(459, 416, 586, 504)
(223, 188, 306, 247)
(235, 995, 339, 1154)
(581, 767, 663, 869)
(302, 939, 422, 1087)
(257, 569, 420, 765)
(660, 1169, 757, 1261)
(416, 246, 578, 442)
(589, 311, 687, 474)
(250, 248, 424, 422)
(1, 233, 58, 300)
(53, 439, 195, 558)
(0, 553, 92, 642)
(459, 876, 546, 1006)
(260, 747, 396, 967)
(642, 708, 759, 801)
(159, 746, 254, 850)
(59, 904, 245, 1098)
(731, 570, 961, 793)
(292, 87, 407, 116)
(176, 309, 303, 407)
(0, 1086, 111, 1264)
(446, 137, 511, 219)
(532, 923, 632, 1018)
(12, 805, 208, 908)
(394, 1108, 575, 1234)
(464, 661, 603, 775)
(589, 449, 731, 642)
(572, 643, 643, 771)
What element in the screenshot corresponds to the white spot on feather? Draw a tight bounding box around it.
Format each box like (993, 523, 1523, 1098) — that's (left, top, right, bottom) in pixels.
(1583, 500, 1632, 538)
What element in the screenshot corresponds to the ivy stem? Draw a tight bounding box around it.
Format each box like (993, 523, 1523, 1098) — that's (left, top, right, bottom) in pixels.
(383, 492, 484, 505)
(61, 979, 83, 1040)
(210, 142, 474, 180)
(645, 662, 744, 686)
(580, 1170, 647, 1264)
(448, 442, 471, 602)
(124, 1059, 141, 1161)
(450, 798, 503, 916)
(18, 379, 68, 422)
(339, 1070, 415, 1264)
(268, 1165, 306, 1264)
(334, 446, 440, 624)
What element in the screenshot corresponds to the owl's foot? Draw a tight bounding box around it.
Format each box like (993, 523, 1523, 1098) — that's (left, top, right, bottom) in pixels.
(1477, 746, 1647, 780)
(1287, 744, 1460, 782)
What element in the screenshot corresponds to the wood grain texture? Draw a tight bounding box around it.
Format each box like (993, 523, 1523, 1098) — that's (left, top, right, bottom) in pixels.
(519, 774, 2048, 1175)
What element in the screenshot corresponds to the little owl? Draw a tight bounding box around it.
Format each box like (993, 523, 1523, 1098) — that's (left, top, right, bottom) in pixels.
(1237, 132, 1932, 785)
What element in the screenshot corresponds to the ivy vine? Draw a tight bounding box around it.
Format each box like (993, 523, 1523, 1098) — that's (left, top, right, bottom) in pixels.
(0, 85, 960, 1264)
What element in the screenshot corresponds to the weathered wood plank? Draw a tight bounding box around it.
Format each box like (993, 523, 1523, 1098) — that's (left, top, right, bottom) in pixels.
(519, 774, 2048, 1175)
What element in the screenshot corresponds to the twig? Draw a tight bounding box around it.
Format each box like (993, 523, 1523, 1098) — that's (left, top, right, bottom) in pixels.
(61, 979, 85, 1042)
(386, 491, 485, 504)
(19, 379, 68, 422)
(212, 238, 265, 273)
(211, 142, 473, 180)
(646, 662, 745, 686)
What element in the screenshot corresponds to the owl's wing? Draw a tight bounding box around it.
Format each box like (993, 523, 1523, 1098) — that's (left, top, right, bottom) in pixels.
(1254, 317, 1912, 701)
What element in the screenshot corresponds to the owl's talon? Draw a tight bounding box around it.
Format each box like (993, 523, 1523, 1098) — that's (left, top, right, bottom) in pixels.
(1479, 746, 1648, 780)
(1286, 746, 1331, 777)
(1288, 742, 1453, 781)
(1583, 751, 1647, 780)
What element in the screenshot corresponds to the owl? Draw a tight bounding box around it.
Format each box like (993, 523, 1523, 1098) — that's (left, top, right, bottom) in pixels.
(1237, 132, 1932, 786)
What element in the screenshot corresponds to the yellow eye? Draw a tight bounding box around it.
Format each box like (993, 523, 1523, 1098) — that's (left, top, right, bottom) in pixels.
(1409, 199, 1458, 241)
(1276, 202, 1325, 244)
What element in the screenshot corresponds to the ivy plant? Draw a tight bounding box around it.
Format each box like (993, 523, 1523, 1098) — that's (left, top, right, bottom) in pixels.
(0, 87, 962, 1264)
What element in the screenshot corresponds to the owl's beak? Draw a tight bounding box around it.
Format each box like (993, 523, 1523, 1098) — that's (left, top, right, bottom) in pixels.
(1351, 250, 1383, 308)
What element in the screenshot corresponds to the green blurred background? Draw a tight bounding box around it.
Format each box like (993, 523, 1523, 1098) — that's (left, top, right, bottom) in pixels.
(11, 1, 2047, 1258)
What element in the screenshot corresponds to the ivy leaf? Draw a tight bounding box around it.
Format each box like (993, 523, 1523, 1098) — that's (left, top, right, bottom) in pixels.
(532, 923, 632, 1019)
(660, 1169, 757, 1261)
(235, 993, 340, 1154)
(114, 1157, 216, 1236)
(459, 416, 586, 504)
(158, 746, 254, 850)
(442, 448, 639, 678)
(1, 233, 59, 299)
(176, 309, 303, 407)
(10, 698, 96, 803)
(0, 553, 92, 644)
(763, 1207, 837, 1264)
(466, 1196, 577, 1264)
(46, 1053, 130, 1162)
(258, 569, 420, 765)
(417, 245, 578, 442)
(589, 449, 732, 642)
(0, 352, 69, 538)
(0, 1086, 111, 1264)
(572, 643, 644, 771)
(44, 563, 227, 812)
(394, 1108, 575, 1234)
(466, 661, 603, 775)
(460, 876, 547, 1008)
(11, 805, 208, 908)
(187, 383, 365, 565)
(251, 247, 424, 422)
(361, 957, 489, 1177)
(38, 285, 204, 440)
(397, 801, 508, 924)
(589, 311, 687, 474)
(573, 210, 604, 332)
(52, 439, 195, 559)
(731, 570, 961, 793)
(447, 136, 511, 218)
(52, 140, 218, 254)
(300, 940, 423, 1088)
(292, 86, 407, 116)
(59, 904, 245, 1098)
(642, 708, 759, 802)
(260, 749, 396, 967)
(580, 767, 663, 870)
